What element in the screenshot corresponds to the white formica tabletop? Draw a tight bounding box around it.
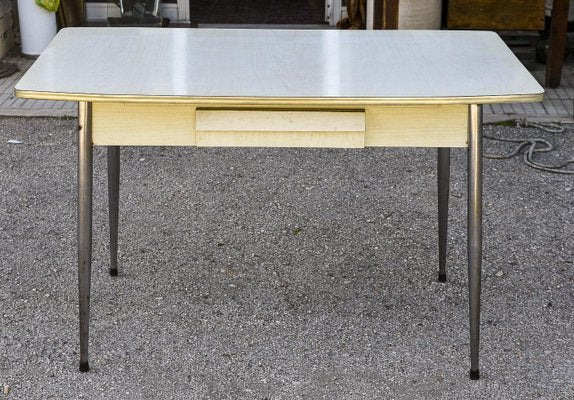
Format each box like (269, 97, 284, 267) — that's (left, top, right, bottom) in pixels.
(15, 28, 544, 105)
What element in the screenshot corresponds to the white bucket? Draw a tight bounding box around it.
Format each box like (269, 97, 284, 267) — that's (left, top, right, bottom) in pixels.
(16, 0, 57, 56)
(398, 0, 442, 30)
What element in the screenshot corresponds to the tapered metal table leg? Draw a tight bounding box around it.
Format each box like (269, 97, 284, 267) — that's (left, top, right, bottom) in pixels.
(437, 147, 451, 283)
(78, 102, 93, 373)
(468, 104, 483, 380)
(107, 146, 120, 277)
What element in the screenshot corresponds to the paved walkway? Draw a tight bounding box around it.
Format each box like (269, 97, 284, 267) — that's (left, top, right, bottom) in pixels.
(1, 33, 573, 123)
(0, 52, 76, 117)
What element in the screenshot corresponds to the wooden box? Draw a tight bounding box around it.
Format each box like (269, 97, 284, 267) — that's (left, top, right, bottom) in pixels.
(0, 12, 14, 59)
(448, 0, 545, 30)
(0, 0, 11, 18)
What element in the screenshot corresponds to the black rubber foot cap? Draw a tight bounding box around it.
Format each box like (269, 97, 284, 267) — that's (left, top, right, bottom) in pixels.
(469, 369, 480, 380)
(109, 269, 118, 277)
(438, 273, 447, 283)
(79, 362, 90, 372)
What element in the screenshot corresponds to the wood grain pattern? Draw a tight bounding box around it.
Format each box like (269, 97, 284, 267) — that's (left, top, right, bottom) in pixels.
(448, 0, 545, 30)
(15, 28, 543, 105)
(196, 110, 365, 132)
(197, 110, 365, 148)
(372, 0, 384, 29)
(384, 0, 400, 29)
(546, 0, 571, 87)
(90, 103, 467, 148)
(196, 130, 365, 148)
(365, 105, 468, 147)
(92, 103, 195, 146)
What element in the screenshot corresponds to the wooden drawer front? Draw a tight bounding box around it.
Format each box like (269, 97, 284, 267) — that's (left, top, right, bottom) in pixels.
(92, 103, 195, 146)
(195, 110, 366, 148)
(365, 105, 469, 148)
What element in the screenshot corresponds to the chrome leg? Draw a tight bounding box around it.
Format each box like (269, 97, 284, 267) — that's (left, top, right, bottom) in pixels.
(107, 146, 120, 277)
(438, 147, 451, 283)
(468, 104, 483, 380)
(78, 102, 93, 373)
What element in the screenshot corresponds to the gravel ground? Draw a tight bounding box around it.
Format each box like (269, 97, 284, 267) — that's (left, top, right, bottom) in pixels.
(0, 117, 572, 399)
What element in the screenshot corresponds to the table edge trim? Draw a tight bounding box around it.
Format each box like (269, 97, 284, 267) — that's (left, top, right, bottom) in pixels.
(14, 89, 545, 106)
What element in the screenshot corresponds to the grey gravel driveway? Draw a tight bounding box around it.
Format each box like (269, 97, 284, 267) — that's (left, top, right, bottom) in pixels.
(0, 117, 572, 399)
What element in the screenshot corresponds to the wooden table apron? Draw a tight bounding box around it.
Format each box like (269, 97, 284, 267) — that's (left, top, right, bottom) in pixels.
(14, 27, 545, 380)
(76, 100, 483, 377)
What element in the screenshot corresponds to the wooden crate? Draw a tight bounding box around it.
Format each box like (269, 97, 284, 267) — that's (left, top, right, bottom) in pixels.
(0, 0, 11, 18)
(0, 12, 14, 59)
(448, 0, 545, 30)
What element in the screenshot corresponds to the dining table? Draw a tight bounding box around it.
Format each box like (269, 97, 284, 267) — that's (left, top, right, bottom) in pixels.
(15, 27, 544, 379)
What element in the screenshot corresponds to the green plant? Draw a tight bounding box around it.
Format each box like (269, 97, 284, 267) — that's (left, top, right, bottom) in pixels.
(36, 0, 59, 12)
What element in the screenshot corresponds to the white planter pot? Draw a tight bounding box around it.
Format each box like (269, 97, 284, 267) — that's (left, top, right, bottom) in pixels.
(16, 0, 57, 56)
(398, 0, 442, 30)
